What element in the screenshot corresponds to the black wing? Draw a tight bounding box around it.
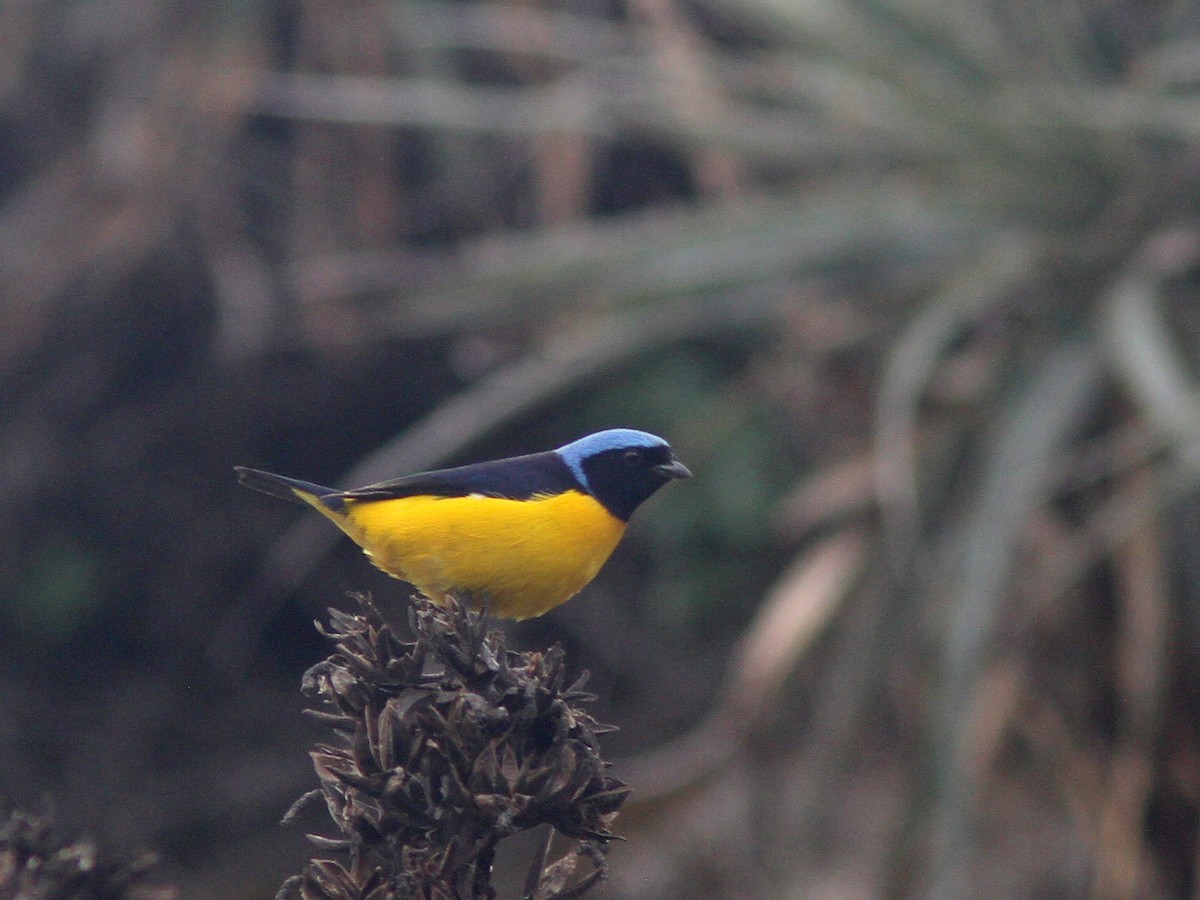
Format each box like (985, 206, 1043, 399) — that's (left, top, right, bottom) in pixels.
(336, 450, 582, 504)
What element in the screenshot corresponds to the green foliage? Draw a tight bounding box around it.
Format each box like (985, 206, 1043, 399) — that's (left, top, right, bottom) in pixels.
(5, 539, 102, 645)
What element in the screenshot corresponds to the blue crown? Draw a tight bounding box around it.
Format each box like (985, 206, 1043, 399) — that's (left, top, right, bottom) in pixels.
(554, 428, 669, 489)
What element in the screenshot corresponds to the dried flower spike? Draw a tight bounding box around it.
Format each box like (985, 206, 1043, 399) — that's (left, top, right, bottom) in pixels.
(280, 593, 630, 900)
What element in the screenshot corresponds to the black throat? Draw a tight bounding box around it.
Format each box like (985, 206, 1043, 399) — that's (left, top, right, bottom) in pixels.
(578, 446, 676, 521)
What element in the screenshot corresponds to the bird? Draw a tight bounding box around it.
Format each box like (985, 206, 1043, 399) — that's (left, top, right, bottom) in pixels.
(235, 428, 691, 619)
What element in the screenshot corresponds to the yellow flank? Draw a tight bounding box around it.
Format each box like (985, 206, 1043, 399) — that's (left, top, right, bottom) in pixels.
(294, 487, 627, 620)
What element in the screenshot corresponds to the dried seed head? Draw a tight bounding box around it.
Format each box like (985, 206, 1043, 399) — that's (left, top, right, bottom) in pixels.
(280, 594, 629, 899)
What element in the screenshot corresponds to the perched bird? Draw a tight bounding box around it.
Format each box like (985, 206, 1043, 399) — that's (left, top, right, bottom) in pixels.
(236, 429, 690, 619)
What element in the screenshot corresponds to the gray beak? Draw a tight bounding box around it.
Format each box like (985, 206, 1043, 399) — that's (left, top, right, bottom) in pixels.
(654, 457, 692, 480)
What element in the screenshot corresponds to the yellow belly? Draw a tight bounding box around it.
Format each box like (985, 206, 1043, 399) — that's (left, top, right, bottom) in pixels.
(318, 489, 627, 620)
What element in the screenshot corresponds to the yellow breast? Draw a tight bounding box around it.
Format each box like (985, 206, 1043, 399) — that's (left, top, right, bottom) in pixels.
(326, 489, 627, 619)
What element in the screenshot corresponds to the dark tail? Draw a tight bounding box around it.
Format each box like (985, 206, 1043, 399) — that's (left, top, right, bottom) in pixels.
(234, 466, 341, 507)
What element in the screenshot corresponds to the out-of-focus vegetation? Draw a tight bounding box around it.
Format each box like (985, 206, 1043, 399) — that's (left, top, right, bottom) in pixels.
(2, 0, 1200, 896)
(0, 801, 178, 899)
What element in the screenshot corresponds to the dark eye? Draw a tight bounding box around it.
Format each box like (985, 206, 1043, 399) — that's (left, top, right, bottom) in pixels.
(623, 449, 642, 465)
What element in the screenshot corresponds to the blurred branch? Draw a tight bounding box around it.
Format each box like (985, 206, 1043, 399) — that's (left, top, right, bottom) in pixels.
(628, 0, 744, 198)
(247, 66, 952, 170)
(874, 234, 1036, 570)
(1092, 466, 1170, 898)
(255, 72, 607, 136)
(621, 528, 867, 803)
(991, 83, 1200, 141)
(923, 340, 1102, 897)
(281, 188, 978, 342)
(1101, 228, 1200, 468)
(774, 450, 876, 536)
(390, 0, 635, 63)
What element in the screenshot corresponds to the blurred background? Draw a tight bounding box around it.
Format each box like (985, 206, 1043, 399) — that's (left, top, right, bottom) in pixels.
(3, 0, 1200, 896)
